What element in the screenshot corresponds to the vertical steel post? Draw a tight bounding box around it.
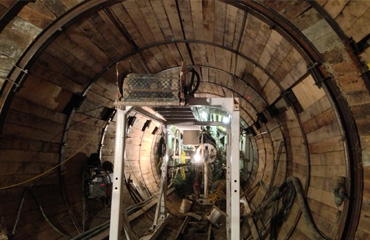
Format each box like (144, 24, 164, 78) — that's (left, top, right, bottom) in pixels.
(226, 130, 231, 239)
(153, 125, 169, 227)
(230, 102, 240, 240)
(110, 106, 133, 240)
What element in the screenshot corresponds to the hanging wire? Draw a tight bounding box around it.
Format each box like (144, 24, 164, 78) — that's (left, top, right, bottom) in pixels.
(12, 184, 71, 238)
(0, 137, 93, 190)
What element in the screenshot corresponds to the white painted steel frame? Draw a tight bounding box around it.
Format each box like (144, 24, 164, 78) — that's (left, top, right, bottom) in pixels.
(187, 98, 240, 240)
(153, 125, 169, 226)
(110, 106, 135, 240)
(229, 104, 240, 240)
(110, 98, 240, 240)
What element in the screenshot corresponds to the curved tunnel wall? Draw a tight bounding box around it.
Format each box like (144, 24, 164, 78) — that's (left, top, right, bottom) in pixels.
(0, 0, 370, 239)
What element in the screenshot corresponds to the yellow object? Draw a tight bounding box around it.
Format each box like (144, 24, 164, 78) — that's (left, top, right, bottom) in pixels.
(181, 151, 186, 180)
(208, 183, 223, 205)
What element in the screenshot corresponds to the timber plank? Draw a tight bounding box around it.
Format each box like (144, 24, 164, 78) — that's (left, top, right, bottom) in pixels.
(151, 46, 172, 69)
(109, 2, 145, 47)
(232, 8, 246, 50)
(299, 96, 332, 123)
(88, 83, 116, 103)
(174, 43, 192, 66)
(356, 231, 370, 240)
(213, 0, 227, 45)
(357, 212, 370, 234)
(261, 80, 280, 104)
(306, 122, 341, 144)
(150, 0, 174, 41)
(8, 16, 42, 38)
(257, 30, 283, 69)
(39, 0, 67, 17)
(223, 4, 238, 49)
(273, 49, 297, 88)
(265, 38, 293, 75)
(249, 22, 271, 64)
(29, 61, 84, 94)
(176, 0, 194, 39)
(0, 149, 59, 163)
(309, 136, 345, 154)
(63, 141, 100, 158)
(65, 23, 110, 66)
(90, 11, 132, 55)
(239, 14, 262, 58)
(136, 1, 177, 68)
(0, 161, 60, 176)
(77, 98, 106, 118)
(311, 211, 339, 237)
(123, 0, 156, 44)
(37, 51, 92, 86)
(296, 217, 323, 240)
(264, 0, 311, 20)
(308, 187, 343, 210)
(0, 136, 60, 153)
(308, 198, 341, 223)
(68, 121, 102, 134)
(203, 0, 215, 43)
(18, 2, 55, 29)
(17, 74, 73, 112)
(2, 122, 63, 143)
(5, 109, 64, 133)
(10, 96, 66, 123)
(301, 108, 336, 134)
(310, 165, 346, 178)
(85, 90, 113, 108)
(310, 151, 345, 166)
(72, 112, 106, 128)
(140, 48, 162, 72)
(215, 46, 226, 72)
(50, 36, 104, 75)
(78, 18, 120, 61)
(161, 0, 183, 40)
(60, 0, 82, 9)
(293, 75, 326, 110)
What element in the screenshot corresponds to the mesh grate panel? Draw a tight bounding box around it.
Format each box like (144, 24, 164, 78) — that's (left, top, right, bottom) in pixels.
(121, 73, 180, 106)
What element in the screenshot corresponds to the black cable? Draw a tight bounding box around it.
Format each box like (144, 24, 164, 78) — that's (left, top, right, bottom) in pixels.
(29, 189, 71, 238)
(11, 184, 33, 235)
(188, 68, 201, 96)
(12, 185, 71, 238)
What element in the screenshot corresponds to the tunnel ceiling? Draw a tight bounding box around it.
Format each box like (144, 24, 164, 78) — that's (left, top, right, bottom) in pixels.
(1, 0, 370, 239)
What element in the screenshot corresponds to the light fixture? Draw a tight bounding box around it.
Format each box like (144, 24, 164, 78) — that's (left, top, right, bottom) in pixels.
(201, 111, 208, 121)
(164, 154, 169, 163)
(191, 151, 203, 164)
(222, 116, 230, 124)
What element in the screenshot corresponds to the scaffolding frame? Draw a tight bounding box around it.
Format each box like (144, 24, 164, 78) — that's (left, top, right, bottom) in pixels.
(109, 98, 240, 240)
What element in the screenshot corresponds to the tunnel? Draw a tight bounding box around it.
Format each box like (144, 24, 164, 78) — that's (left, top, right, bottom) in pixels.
(1, 0, 370, 239)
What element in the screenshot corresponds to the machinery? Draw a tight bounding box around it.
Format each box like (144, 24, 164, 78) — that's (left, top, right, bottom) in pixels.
(110, 64, 240, 240)
(83, 154, 113, 202)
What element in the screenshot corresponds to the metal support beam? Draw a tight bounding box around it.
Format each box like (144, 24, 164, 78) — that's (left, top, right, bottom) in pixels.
(226, 99, 240, 240)
(140, 126, 170, 240)
(110, 106, 136, 240)
(153, 126, 169, 226)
